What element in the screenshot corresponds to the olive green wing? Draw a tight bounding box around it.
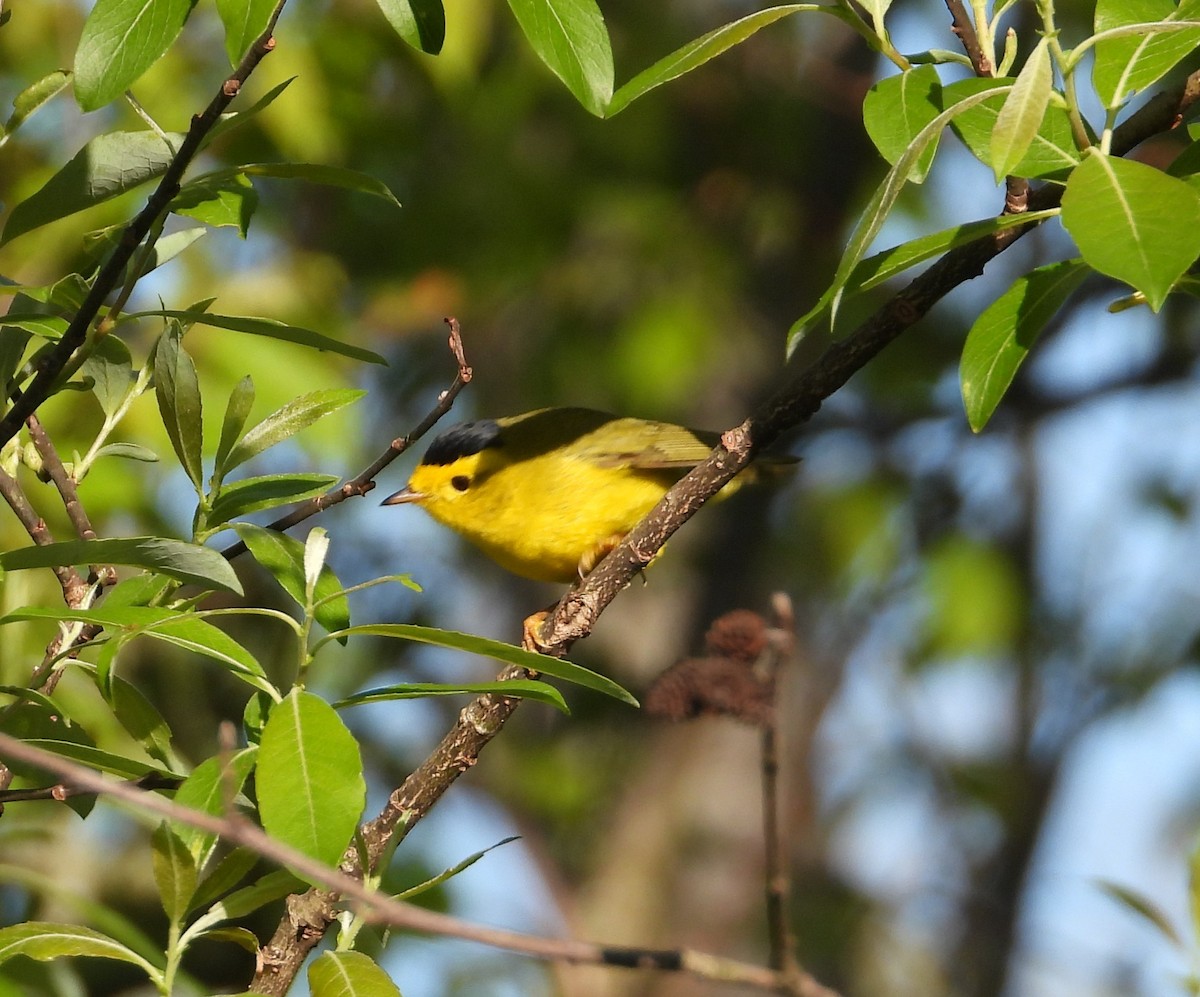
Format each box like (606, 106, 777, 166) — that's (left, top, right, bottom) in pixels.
(580, 419, 720, 470)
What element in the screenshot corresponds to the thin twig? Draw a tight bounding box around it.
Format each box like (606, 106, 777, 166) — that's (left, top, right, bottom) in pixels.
(24, 415, 99, 543)
(218, 317, 472, 561)
(0, 466, 87, 604)
(762, 594, 798, 980)
(943, 0, 992, 76)
(0, 0, 288, 451)
(0, 732, 832, 996)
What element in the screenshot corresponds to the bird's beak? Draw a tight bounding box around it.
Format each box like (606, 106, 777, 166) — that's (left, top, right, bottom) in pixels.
(381, 486, 426, 506)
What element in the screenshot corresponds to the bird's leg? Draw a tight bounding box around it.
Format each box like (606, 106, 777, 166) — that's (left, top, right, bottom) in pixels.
(521, 606, 554, 653)
(577, 533, 626, 579)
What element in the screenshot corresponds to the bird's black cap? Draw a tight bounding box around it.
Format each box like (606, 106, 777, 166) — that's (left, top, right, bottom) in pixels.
(421, 419, 503, 466)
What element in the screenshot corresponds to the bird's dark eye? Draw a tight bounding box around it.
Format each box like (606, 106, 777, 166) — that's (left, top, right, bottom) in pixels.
(450, 475, 470, 492)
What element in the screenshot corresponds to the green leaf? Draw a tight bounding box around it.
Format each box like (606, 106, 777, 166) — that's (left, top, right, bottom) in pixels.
(328, 624, 638, 706)
(375, 0, 446, 54)
(215, 375, 255, 478)
(93, 442, 160, 463)
(0, 537, 241, 594)
(193, 868, 303, 924)
(257, 690, 366, 869)
(0, 313, 69, 339)
(152, 823, 197, 925)
(15, 739, 176, 781)
(172, 748, 258, 868)
(394, 836, 518, 900)
(81, 335, 135, 418)
(862, 64, 942, 183)
(506, 0, 613, 116)
(335, 680, 570, 713)
(107, 676, 176, 766)
(0, 605, 271, 695)
(960, 259, 1089, 432)
(788, 83, 1011, 352)
(946, 77, 1081, 179)
(1092, 0, 1200, 109)
(308, 951, 403, 996)
(607, 4, 819, 117)
(0, 71, 72, 148)
(990, 38, 1052, 182)
(197, 162, 401, 208)
(224, 389, 366, 473)
(170, 174, 258, 236)
(0, 696, 96, 791)
(153, 320, 204, 492)
(214, 0, 275, 64)
(1098, 880, 1182, 944)
(188, 847, 261, 911)
(850, 208, 1061, 293)
(234, 524, 351, 638)
(130, 227, 207, 284)
(144, 310, 387, 365)
(74, 0, 199, 110)
(208, 473, 339, 525)
(1061, 151, 1200, 311)
(0, 922, 158, 976)
(203, 77, 296, 148)
(0, 128, 177, 245)
(0, 327, 31, 397)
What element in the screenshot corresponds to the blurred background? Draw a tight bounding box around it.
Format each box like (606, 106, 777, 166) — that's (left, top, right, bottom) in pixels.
(2, 0, 1200, 994)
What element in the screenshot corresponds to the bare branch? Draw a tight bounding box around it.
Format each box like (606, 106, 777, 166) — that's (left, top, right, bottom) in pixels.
(218, 317, 472, 561)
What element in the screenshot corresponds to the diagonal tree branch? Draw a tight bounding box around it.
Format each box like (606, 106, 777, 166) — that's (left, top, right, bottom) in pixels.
(249, 66, 1200, 997)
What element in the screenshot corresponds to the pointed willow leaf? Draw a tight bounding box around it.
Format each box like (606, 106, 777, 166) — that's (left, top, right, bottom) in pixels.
(196, 162, 400, 207)
(990, 38, 1052, 181)
(947, 77, 1081, 179)
(153, 321, 204, 491)
(203, 77, 296, 148)
(335, 680, 569, 713)
(225, 389, 366, 473)
(0, 313, 68, 339)
(850, 208, 1060, 292)
(960, 259, 1089, 432)
(329, 623, 638, 705)
(234, 524, 351, 637)
(74, 0, 198, 111)
(93, 442, 160, 462)
(375, 0, 446, 53)
(1061, 151, 1200, 311)
(1092, 0, 1200, 109)
(506, 0, 613, 116)
(208, 473, 339, 526)
(170, 174, 258, 236)
(0, 922, 158, 976)
(146, 310, 386, 365)
(863, 64, 942, 182)
(257, 690, 365, 870)
(0, 537, 241, 593)
(607, 4, 819, 117)
(308, 951, 402, 996)
(3, 129, 183, 242)
(1, 71, 72, 147)
(173, 748, 259, 868)
(152, 824, 197, 925)
(81, 334, 135, 418)
(216, 375, 255, 476)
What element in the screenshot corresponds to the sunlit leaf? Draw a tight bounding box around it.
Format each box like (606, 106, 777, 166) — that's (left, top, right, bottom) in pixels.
(257, 690, 365, 870)
(863, 64, 942, 182)
(375, 0, 446, 53)
(1061, 151, 1200, 311)
(960, 259, 1089, 432)
(506, 0, 613, 116)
